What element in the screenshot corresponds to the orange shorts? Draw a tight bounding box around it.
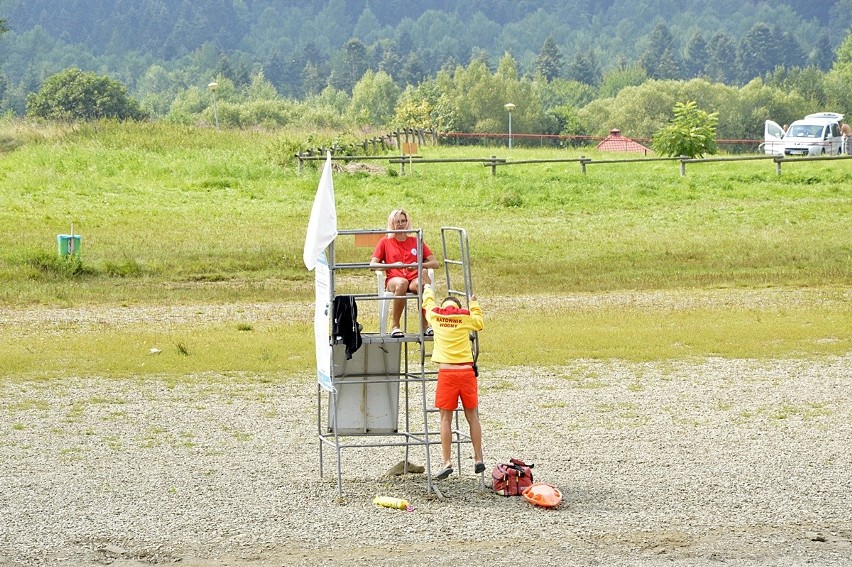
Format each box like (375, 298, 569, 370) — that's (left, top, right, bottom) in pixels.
(435, 367, 478, 410)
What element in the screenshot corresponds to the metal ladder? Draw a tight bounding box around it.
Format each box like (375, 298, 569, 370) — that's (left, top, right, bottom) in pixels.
(440, 226, 479, 365)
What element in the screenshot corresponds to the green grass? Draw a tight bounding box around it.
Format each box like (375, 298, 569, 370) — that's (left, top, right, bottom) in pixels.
(483, 298, 851, 365)
(1, 293, 847, 379)
(0, 322, 312, 379)
(2, 120, 850, 304)
(0, 120, 850, 378)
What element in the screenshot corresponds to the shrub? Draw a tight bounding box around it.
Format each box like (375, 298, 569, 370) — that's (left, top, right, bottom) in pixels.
(652, 100, 718, 158)
(26, 68, 147, 121)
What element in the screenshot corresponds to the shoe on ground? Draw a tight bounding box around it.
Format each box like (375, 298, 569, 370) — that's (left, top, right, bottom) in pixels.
(474, 462, 486, 474)
(435, 465, 453, 480)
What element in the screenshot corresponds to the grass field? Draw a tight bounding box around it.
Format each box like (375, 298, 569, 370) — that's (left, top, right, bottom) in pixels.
(1, 120, 850, 378)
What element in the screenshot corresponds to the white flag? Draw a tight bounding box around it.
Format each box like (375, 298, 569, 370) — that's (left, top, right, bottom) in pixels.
(303, 152, 338, 270)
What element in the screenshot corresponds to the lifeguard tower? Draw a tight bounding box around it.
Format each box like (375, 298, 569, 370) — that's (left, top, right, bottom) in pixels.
(316, 226, 478, 495)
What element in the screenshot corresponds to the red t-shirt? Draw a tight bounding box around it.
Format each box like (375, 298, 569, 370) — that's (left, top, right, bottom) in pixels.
(372, 236, 433, 282)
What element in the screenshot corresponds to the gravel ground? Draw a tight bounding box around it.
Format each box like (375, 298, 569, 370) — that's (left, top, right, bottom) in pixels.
(2, 292, 851, 566)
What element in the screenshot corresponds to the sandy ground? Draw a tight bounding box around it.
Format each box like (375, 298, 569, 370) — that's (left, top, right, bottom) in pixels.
(2, 357, 851, 566)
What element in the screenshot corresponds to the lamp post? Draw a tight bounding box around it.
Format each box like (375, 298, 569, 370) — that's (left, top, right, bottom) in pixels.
(208, 81, 219, 130)
(504, 102, 515, 148)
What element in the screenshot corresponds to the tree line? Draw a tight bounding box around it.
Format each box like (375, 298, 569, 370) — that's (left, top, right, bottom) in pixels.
(2, 1, 852, 149)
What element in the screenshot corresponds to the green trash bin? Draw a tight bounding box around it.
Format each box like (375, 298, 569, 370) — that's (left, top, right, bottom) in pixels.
(57, 234, 82, 257)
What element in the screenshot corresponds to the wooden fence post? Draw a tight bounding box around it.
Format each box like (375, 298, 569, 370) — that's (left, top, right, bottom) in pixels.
(680, 156, 687, 177)
(580, 156, 589, 174)
(774, 156, 782, 175)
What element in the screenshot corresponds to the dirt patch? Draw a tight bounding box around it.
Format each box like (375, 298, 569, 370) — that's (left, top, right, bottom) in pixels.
(332, 161, 387, 174)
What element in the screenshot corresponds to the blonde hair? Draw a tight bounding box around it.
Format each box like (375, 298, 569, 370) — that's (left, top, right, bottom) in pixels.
(386, 208, 412, 237)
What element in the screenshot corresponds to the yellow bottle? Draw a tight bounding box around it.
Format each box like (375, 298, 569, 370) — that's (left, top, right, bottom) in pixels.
(373, 496, 408, 509)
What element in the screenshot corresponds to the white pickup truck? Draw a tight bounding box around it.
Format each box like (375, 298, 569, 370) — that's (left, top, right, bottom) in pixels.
(763, 112, 845, 156)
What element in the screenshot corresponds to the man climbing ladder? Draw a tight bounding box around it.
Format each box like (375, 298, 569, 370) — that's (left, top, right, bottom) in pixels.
(423, 231, 485, 480)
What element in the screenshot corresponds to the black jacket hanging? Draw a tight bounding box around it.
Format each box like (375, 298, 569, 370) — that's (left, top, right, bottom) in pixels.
(332, 295, 362, 359)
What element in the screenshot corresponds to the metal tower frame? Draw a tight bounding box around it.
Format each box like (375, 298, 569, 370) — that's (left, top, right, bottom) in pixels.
(316, 227, 476, 495)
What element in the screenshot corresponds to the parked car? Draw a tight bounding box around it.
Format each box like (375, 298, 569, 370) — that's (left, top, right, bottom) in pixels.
(764, 112, 845, 156)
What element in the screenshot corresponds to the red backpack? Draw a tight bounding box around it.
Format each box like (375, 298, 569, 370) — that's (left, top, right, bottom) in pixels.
(491, 458, 534, 496)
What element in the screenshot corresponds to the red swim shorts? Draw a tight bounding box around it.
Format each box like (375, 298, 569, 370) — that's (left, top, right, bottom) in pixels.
(435, 367, 478, 410)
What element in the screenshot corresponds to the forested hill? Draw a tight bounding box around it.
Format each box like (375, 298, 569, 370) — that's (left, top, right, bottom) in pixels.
(0, 0, 850, 140)
(0, 1, 847, 98)
(0, 1, 841, 59)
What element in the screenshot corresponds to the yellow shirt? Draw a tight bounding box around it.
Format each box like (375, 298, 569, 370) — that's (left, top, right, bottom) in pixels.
(423, 287, 484, 364)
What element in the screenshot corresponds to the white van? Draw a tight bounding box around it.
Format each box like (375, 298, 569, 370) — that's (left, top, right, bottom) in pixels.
(764, 113, 844, 156)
